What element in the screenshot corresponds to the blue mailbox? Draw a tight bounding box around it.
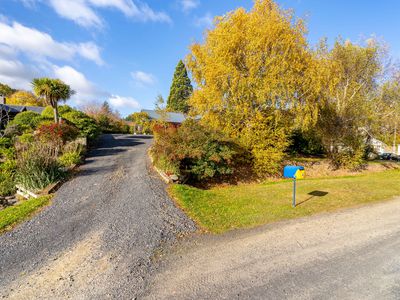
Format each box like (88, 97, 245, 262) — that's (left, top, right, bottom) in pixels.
(283, 166, 305, 179)
(283, 165, 305, 208)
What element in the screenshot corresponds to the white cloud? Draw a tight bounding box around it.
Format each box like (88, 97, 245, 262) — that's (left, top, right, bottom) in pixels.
(131, 71, 156, 86)
(53, 65, 100, 100)
(180, 0, 200, 12)
(0, 21, 103, 65)
(52, 65, 141, 114)
(194, 12, 213, 28)
(0, 58, 36, 90)
(49, 0, 103, 28)
(88, 0, 138, 16)
(26, 0, 172, 28)
(78, 42, 104, 65)
(108, 94, 140, 110)
(137, 3, 171, 23)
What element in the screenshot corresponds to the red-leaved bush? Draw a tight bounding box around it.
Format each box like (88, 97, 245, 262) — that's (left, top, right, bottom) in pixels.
(36, 122, 79, 143)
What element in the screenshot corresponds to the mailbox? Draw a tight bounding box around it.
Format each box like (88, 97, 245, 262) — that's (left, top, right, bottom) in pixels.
(283, 166, 305, 179)
(283, 166, 305, 208)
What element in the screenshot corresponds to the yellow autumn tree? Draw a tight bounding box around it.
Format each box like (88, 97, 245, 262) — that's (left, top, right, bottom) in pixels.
(315, 39, 382, 168)
(7, 90, 44, 106)
(186, 0, 319, 174)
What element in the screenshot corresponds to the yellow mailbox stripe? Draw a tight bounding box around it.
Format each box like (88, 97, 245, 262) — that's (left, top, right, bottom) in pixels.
(295, 169, 305, 179)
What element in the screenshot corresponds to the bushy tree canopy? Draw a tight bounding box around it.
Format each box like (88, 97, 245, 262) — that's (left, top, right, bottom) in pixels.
(7, 91, 44, 106)
(185, 0, 389, 172)
(315, 40, 382, 167)
(0, 83, 15, 97)
(186, 0, 316, 173)
(42, 105, 100, 140)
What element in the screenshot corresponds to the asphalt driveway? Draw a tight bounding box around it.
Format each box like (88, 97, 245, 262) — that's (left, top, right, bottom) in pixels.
(0, 134, 196, 299)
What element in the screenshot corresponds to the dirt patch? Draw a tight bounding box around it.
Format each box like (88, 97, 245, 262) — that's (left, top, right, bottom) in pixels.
(4, 231, 113, 299)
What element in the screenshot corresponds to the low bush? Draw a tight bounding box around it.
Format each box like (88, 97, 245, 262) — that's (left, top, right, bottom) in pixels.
(36, 122, 79, 143)
(3, 124, 22, 138)
(8, 111, 44, 133)
(42, 105, 100, 140)
(0, 172, 16, 196)
(152, 120, 245, 180)
(17, 133, 34, 144)
(15, 142, 65, 192)
(0, 137, 16, 196)
(58, 151, 81, 167)
(0, 137, 12, 148)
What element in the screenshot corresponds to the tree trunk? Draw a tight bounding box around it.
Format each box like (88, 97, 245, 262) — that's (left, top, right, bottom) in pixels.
(53, 103, 59, 124)
(393, 121, 397, 154)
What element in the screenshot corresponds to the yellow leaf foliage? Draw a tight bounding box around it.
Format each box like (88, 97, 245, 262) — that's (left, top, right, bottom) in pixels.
(186, 0, 319, 173)
(7, 90, 44, 107)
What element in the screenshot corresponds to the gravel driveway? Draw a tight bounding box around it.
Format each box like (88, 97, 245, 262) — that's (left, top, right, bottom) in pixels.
(0, 134, 196, 299)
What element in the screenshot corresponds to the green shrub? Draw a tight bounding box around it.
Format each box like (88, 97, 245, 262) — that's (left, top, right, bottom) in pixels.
(42, 105, 100, 140)
(0, 140, 16, 178)
(0, 137, 11, 147)
(0, 172, 16, 196)
(154, 154, 180, 175)
(18, 133, 34, 144)
(3, 124, 22, 138)
(58, 151, 81, 167)
(0, 137, 16, 196)
(152, 120, 244, 180)
(8, 111, 44, 132)
(15, 142, 65, 192)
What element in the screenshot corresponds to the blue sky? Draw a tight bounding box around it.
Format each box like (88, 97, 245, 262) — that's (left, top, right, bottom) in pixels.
(0, 0, 399, 116)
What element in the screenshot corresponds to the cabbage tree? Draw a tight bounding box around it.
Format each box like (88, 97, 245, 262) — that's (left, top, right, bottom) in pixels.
(32, 78, 75, 123)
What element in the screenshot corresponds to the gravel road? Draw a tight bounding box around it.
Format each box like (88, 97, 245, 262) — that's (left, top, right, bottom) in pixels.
(0, 134, 196, 299)
(146, 198, 400, 299)
(2, 133, 399, 299)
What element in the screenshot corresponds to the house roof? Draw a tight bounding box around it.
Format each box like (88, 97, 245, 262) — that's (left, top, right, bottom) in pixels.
(0, 104, 45, 114)
(141, 109, 186, 124)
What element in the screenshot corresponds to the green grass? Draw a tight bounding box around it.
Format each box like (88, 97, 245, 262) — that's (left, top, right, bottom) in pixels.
(0, 195, 53, 233)
(169, 169, 400, 233)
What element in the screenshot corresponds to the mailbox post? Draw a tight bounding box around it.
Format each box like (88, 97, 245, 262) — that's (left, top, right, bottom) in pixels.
(283, 166, 305, 207)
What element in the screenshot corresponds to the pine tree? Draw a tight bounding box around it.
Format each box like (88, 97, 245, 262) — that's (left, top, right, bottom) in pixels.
(167, 60, 193, 113)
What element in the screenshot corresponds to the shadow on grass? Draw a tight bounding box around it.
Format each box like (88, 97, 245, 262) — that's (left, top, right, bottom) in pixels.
(296, 190, 329, 206)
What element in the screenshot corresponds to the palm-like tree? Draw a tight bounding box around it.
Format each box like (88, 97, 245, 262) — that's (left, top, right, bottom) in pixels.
(32, 78, 75, 123)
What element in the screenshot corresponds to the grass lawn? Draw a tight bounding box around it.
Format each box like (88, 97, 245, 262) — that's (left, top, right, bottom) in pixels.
(0, 195, 53, 233)
(169, 169, 400, 233)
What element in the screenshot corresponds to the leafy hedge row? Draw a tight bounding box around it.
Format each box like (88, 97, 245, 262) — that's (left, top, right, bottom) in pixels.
(152, 120, 246, 181)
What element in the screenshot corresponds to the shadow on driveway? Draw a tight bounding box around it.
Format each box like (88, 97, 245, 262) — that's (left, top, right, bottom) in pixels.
(88, 134, 148, 158)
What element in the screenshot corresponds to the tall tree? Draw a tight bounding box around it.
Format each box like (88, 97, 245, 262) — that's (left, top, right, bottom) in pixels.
(32, 78, 75, 123)
(377, 74, 400, 152)
(167, 60, 193, 113)
(315, 39, 382, 167)
(186, 0, 315, 174)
